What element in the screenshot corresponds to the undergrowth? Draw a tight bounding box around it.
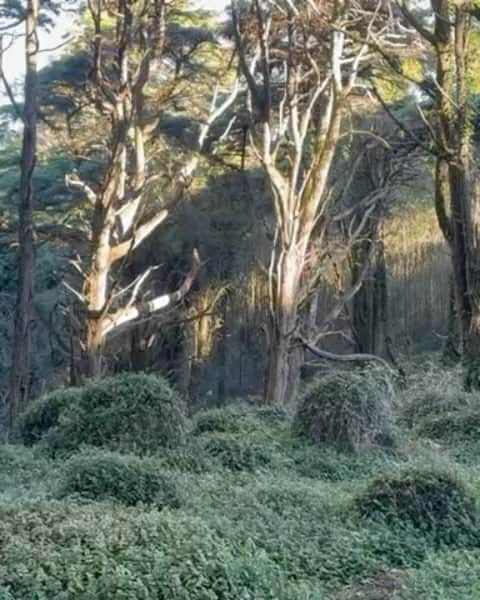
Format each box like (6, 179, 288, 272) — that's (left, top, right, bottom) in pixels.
(2, 365, 480, 598)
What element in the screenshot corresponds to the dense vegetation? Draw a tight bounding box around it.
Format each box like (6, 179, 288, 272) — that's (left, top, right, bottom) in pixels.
(3, 0, 480, 596)
(0, 365, 478, 598)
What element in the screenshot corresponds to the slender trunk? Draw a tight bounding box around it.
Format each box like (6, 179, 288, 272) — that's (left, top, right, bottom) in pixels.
(352, 226, 387, 357)
(8, 0, 39, 428)
(264, 249, 303, 404)
(449, 162, 480, 388)
(82, 220, 112, 378)
(442, 274, 461, 364)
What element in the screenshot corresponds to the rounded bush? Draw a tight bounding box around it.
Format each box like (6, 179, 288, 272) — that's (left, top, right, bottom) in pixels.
(401, 390, 476, 429)
(20, 373, 187, 453)
(294, 368, 396, 452)
(16, 387, 80, 446)
(356, 468, 478, 544)
(203, 434, 272, 471)
(58, 450, 179, 508)
(416, 407, 480, 441)
(193, 408, 248, 435)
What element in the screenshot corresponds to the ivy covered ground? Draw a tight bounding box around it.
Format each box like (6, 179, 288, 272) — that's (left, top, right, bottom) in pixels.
(1, 366, 480, 599)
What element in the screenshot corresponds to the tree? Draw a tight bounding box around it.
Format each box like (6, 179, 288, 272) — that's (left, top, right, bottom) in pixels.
(1, 0, 39, 428)
(64, 0, 238, 377)
(232, 0, 397, 403)
(398, 0, 480, 387)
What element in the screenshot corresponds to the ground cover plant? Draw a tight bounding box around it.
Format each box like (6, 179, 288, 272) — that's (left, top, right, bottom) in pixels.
(1, 366, 480, 598)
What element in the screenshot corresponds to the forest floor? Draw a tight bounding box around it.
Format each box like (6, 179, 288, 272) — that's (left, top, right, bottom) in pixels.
(1, 365, 480, 598)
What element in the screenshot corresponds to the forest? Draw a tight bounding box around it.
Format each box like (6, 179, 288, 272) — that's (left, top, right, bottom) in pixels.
(1, 0, 480, 597)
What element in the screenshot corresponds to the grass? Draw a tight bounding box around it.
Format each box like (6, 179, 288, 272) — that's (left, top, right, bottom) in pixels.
(2, 370, 480, 598)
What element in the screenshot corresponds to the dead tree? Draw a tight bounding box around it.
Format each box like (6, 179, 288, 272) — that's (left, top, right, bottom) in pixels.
(232, 0, 397, 403)
(66, 0, 238, 377)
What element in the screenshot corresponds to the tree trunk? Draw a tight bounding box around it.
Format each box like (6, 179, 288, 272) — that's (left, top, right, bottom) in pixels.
(264, 249, 303, 404)
(449, 162, 480, 389)
(352, 230, 388, 357)
(442, 274, 461, 365)
(8, 0, 39, 428)
(81, 224, 112, 378)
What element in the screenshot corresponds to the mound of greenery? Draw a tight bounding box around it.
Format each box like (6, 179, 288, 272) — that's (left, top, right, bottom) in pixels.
(18, 373, 187, 453)
(202, 433, 273, 471)
(58, 450, 179, 508)
(401, 389, 477, 429)
(0, 503, 308, 599)
(193, 406, 257, 436)
(356, 468, 478, 545)
(193, 404, 288, 437)
(291, 444, 394, 481)
(16, 387, 80, 446)
(416, 407, 480, 441)
(294, 368, 397, 452)
(0, 445, 55, 495)
(400, 548, 480, 599)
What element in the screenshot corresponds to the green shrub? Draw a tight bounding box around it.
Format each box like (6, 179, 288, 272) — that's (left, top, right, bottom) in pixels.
(16, 387, 80, 445)
(193, 404, 288, 437)
(356, 468, 478, 545)
(155, 445, 215, 473)
(416, 407, 480, 441)
(0, 444, 55, 493)
(58, 450, 179, 508)
(203, 434, 272, 471)
(294, 368, 396, 452)
(292, 445, 393, 481)
(401, 390, 477, 429)
(0, 503, 310, 599)
(21, 373, 187, 453)
(193, 407, 252, 435)
(399, 549, 480, 599)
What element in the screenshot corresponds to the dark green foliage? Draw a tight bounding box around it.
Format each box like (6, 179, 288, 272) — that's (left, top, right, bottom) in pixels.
(294, 369, 397, 452)
(193, 407, 251, 435)
(401, 390, 477, 429)
(155, 445, 215, 473)
(0, 503, 306, 599)
(193, 404, 275, 436)
(203, 434, 272, 471)
(4, 390, 480, 598)
(416, 407, 480, 441)
(58, 450, 179, 508)
(18, 373, 187, 453)
(291, 445, 394, 481)
(16, 387, 79, 446)
(399, 549, 480, 599)
(356, 468, 478, 544)
(0, 444, 55, 493)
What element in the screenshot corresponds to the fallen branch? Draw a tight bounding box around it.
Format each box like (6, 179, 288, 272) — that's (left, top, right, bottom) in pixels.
(299, 335, 394, 372)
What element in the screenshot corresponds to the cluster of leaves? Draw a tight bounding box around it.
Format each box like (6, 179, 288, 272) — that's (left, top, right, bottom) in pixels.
(294, 367, 397, 452)
(57, 450, 179, 508)
(0, 503, 306, 600)
(17, 373, 187, 453)
(356, 467, 479, 546)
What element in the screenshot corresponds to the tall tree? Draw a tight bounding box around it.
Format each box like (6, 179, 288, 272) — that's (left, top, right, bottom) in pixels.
(232, 0, 396, 403)
(65, 0, 237, 377)
(399, 0, 480, 387)
(4, 0, 39, 427)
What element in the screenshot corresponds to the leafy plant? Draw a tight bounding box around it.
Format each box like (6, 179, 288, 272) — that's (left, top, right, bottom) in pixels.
(203, 434, 273, 471)
(356, 467, 478, 545)
(20, 373, 187, 453)
(294, 368, 397, 452)
(16, 387, 80, 446)
(58, 450, 179, 508)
